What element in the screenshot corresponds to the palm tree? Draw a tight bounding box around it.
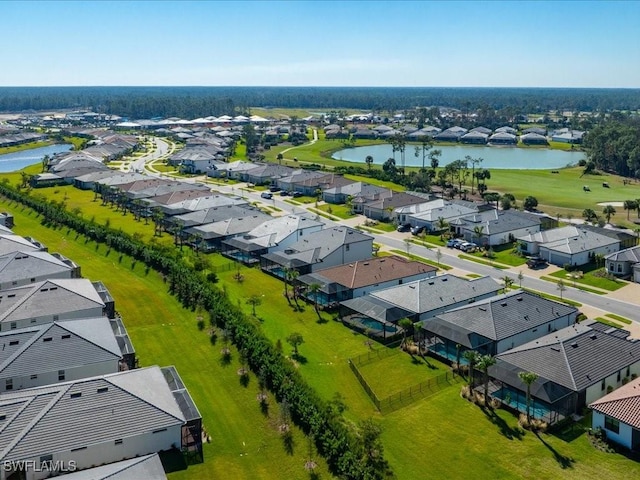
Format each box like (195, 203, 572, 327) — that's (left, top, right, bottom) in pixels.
(502, 275, 514, 293)
(624, 200, 637, 220)
(462, 350, 480, 385)
(518, 371, 539, 423)
(289, 270, 300, 309)
(308, 282, 322, 319)
(398, 318, 414, 349)
(602, 204, 616, 224)
(582, 208, 597, 223)
(365, 155, 374, 171)
(476, 354, 497, 406)
(473, 225, 485, 246)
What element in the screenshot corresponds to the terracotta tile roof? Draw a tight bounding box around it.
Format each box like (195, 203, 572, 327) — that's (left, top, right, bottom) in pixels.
(590, 377, 640, 429)
(314, 255, 436, 289)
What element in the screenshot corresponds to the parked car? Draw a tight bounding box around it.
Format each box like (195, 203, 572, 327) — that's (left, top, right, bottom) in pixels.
(411, 225, 426, 236)
(459, 242, 478, 253)
(269, 186, 281, 192)
(292, 191, 303, 198)
(397, 224, 411, 232)
(261, 192, 273, 199)
(279, 190, 289, 196)
(526, 256, 547, 269)
(446, 238, 463, 248)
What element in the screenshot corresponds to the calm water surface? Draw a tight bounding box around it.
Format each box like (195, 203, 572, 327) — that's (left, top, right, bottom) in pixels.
(0, 144, 73, 172)
(332, 144, 585, 170)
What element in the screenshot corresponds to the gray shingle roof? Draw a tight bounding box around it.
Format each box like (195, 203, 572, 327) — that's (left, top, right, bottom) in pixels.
(371, 274, 501, 315)
(171, 205, 261, 228)
(0, 366, 188, 462)
(53, 453, 167, 480)
(426, 290, 577, 343)
(0, 279, 105, 325)
(494, 322, 640, 393)
(0, 250, 74, 285)
(0, 317, 122, 379)
(0, 235, 41, 256)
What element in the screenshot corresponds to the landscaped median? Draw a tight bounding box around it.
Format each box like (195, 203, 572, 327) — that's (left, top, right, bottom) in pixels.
(458, 253, 510, 270)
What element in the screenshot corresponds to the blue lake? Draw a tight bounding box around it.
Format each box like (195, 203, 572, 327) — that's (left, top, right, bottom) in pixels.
(332, 144, 585, 170)
(0, 144, 73, 173)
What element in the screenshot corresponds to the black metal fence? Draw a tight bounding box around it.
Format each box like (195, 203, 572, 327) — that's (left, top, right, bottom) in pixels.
(348, 348, 462, 415)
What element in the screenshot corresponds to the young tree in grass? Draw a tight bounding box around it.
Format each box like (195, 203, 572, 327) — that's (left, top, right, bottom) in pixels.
(282, 267, 291, 304)
(398, 318, 414, 349)
(246, 295, 262, 316)
(403, 237, 412, 256)
(286, 332, 304, 356)
(602, 204, 616, 224)
(436, 248, 442, 266)
(518, 371, 539, 423)
(518, 270, 524, 288)
(462, 350, 480, 385)
(476, 354, 497, 406)
(289, 270, 300, 309)
(557, 279, 566, 300)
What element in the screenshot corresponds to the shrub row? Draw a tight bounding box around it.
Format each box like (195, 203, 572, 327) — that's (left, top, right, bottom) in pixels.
(0, 183, 392, 480)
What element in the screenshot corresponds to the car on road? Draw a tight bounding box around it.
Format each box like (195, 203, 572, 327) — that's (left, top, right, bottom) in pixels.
(261, 192, 273, 199)
(526, 256, 547, 269)
(397, 224, 411, 232)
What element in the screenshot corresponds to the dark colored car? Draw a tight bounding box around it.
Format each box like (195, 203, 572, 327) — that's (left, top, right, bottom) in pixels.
(526, 256, 547, 269)
(411, 225, 426, 236)
(397, 224, 411, 232)
(292, 191, 303, 198)
(269, 186, 281, 192)
(279, 190, 289, 196)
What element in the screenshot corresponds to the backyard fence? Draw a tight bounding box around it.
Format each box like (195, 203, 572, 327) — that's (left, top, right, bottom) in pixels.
(349, 341, 402, 368)
(348, 353, 462, 415)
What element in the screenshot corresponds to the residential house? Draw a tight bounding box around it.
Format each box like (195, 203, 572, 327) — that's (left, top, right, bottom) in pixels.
(57, 453, 167, 480)
(488, 132, 517, 145)
(208, 160, 259, 180)
(0, 213, 14, 229)
(363, 192, 427, 221)
(74, 171, 147, 191)
(518, 225, 631, 267)
(296, 255, 437, 308)
(424, 290, 578, 361)
(292, 173, 354, 197)
(551, 128, 585, 144)
(221, 215, 324, 264)
(520, 132, 549, 145)
(488, 321, 640, 424)
(165, 204, 261, 231)
(243, 164, 295, 185)
(339, 274, 501, 337)
(261, 227, 373, 278)
(590, 376, 640, 451)
(322, 182, 388, 205)
(605, 245, 640, 281)
(0, 316, 133, 393)
(183, 212, 272, 252)
(433, 126, 468, 142)
(0, 366, 202, 480)
(460, 131, 489, 145)
(276, 170, 327, 193)
(0, 234, 45, 256)
(0, 278, 112, 332)
(450, 209, 545, 246)
(396, 198, 478, 230)
(0, 250, 80, 289)
(148, 193, 248, 218)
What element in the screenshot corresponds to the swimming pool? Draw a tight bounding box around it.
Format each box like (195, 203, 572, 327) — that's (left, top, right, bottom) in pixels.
(356, 317, 398, 334)
(492, 386, 552, 420)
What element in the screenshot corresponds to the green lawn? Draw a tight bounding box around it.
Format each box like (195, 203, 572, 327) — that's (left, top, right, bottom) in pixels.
(459, 253, 509, 270)
(595, 317, 625, 329)
(0, 201, 332, 480)
(343, 174, 405, 191)
(390, 249, 452, 270)
(357, 352, 450, 398)
(604, 313, 632, 324)
(548, 266, 625, 292)
(470, 243, 528, 267)
(315, 203, 355, 219)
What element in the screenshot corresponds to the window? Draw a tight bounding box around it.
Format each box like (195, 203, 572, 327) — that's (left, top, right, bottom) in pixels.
(30, 278, 36, 282)
(70, 392, 81, 399)
(346, 244, 350, 252)
(58, 370, 65, 381)
(40, 455, 53, 469)
(53, 315, 59, 321)
(548, 324, 552, 332)
(627, 367, 631, 378)
(9, 340, 19, 346)
(10, 322, 16, 330)
(617, 371, 621, 382)
(604, 416, 620, 434)
(617, 264, 622, 273)
(30, 374, 37, 380)
(11, 281, 17, 286)
(601, 379, 606, 391)
(43, 337, 52, 343)
(97, 387, 108, 393)
(61, 334, 71, 340)
(115, 439, 123, 445)
(0, 414, 6, 421)
(5, 379, 12, 391)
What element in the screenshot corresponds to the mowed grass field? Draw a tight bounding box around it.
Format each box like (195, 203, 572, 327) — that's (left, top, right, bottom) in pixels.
(0, 199, 333, 480)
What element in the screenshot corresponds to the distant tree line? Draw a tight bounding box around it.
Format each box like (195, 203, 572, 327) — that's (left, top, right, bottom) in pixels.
(1, 86, 640, 117)
(583, 115, 640, 177)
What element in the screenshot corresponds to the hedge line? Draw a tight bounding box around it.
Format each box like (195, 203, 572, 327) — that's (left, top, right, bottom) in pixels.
(0, 183, 392, 480)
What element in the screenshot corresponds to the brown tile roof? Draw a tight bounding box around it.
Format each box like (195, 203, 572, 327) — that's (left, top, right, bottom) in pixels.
(590, 377, 640, 429)
(315, 255, 436, 289)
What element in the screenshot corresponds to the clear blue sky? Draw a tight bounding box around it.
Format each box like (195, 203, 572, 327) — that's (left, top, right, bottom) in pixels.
(2, 0, 639, 87)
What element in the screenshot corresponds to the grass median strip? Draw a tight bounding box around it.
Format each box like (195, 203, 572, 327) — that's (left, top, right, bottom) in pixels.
(458, 253, 509, 270)
(390, 249, 452, 270)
